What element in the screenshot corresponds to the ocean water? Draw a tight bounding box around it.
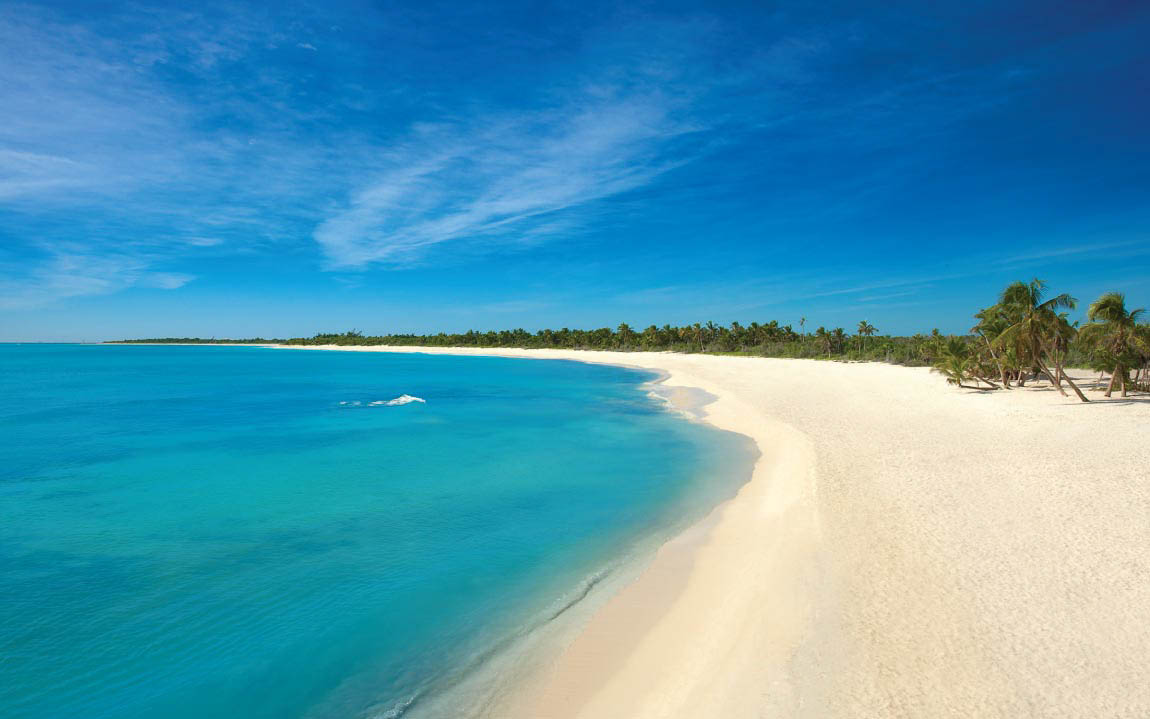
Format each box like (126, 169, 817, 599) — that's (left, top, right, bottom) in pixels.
(0, 345, 752, 719)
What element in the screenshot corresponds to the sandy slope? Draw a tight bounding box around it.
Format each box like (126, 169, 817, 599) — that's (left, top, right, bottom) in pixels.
(280, 346, 1150, 718)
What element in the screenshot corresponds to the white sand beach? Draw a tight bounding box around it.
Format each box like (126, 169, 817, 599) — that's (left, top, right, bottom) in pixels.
(283, 346, 1150, 718)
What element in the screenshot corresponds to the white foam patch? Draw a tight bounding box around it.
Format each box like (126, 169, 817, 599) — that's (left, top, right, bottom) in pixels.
(373, 394, 426, 406)
(342, 395, 425, 408)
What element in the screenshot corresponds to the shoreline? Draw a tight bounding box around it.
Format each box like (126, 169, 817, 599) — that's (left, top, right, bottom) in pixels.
(272, 346, 1148, 716)
(271, 345, 814, 717)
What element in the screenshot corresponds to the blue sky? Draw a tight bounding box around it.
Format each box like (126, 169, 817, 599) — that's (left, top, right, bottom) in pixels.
(1, 0, 1148, 341)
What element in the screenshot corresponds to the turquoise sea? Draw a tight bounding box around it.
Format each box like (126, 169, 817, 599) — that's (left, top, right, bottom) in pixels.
(0, 345, 752, 719)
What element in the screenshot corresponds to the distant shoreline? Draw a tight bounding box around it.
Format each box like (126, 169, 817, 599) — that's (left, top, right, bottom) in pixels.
(264, 344, 1150, 718)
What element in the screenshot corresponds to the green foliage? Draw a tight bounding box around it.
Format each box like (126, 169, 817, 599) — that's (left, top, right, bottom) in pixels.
(244, 321, 949, 365)
(106, 337, 285, 344)
(115, 322, 934, 365)
(111, 282, 1149, 395)
(970, 281, 1150, 399)
(1076, 292, 1149, 395)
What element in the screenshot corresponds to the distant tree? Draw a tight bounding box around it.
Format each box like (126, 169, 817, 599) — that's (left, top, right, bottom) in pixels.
(856, 320, 877, 353)
(814, 326, 831, 356)
(617, 323, 635, 349)
(832, 327, 847, 354)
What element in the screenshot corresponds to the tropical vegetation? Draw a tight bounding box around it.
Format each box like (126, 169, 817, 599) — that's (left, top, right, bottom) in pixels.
(944, 280, 1149, 400)
(113, 281, 1150, 398)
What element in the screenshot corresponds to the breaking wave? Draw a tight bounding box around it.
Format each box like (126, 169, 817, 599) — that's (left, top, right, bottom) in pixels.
(340, 395, 426, 408)
(371, 395, 426, 406)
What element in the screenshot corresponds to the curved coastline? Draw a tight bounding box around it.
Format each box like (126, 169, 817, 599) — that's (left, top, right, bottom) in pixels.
(273, 345, 1150, 719)
(275, 345, 820, 718)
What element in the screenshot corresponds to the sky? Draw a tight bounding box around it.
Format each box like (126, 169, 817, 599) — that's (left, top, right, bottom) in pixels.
(1, 0, 1148, 341)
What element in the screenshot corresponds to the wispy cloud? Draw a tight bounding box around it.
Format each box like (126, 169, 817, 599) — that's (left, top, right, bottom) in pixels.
(315, 91, 701, 268)
(0, 251, 192, 310)
(308, 10, 828, 270)
(6, 0, 1141, 327)
(853, 290, 920, 303)
(0, 4, 343, 307)
(3, 4, 743, 304)
(998, 238, 1147, 267)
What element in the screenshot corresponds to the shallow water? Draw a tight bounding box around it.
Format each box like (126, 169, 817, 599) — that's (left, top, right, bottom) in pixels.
(0, 345, 751, 719)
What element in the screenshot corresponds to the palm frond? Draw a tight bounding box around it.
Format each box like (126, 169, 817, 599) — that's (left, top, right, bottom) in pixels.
(1039, 292, 1077, 312)
(1087, 292, 1128, 323)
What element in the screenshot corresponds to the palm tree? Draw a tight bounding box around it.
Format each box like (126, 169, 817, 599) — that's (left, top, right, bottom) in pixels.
(616, 323, 635, 348)
(1077, 292, 1148, 397)
(932, 338, 981, 390)
(856, 320, 877, 353)
(730, 321, 744, 351)
(641, 324, 658, 349)
(1048, 313, 1077, 390)
(971, 306, 1012, 388)
(994, 279, 1089, 402)
(832, 327, 846, 354)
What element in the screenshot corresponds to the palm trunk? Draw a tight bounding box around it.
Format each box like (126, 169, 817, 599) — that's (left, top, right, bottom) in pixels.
(1036, 359, 1068, 397)
(1120, 370, 1127, 398)
(976, 375, 1002, 389)
(981, 333, 1010, 389)
(1056, 366, 1090, 403)
(1037, 357, 1089, 402)
(1105, 364, 1120, 397)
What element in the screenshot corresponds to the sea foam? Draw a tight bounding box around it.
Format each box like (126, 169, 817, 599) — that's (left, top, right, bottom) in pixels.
(340, 395, 426, 408)
(370, 394, 426, 406)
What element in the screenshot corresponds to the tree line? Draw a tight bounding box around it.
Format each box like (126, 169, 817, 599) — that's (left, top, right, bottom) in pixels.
(274, 322, 953, 366)
(114, 323, 944, 363)
(105, 337, 285, 344)
(112, 280, 1148, 398)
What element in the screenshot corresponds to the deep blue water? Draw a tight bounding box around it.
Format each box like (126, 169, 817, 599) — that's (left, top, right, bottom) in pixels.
(0, 345, 751, 718)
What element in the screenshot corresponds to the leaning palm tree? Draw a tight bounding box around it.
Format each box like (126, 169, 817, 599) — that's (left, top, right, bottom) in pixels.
(971, 306, 1012, 388)
(931, 338, 990, 390)
(933, 354, 973, 389)
(1077, 292, 1148, 397)
(1047, 312, 1077, 389)
(994, 279, 1089, 402)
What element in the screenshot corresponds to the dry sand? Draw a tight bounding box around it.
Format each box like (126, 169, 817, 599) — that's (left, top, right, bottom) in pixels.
(281, 346, 1150, 718)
